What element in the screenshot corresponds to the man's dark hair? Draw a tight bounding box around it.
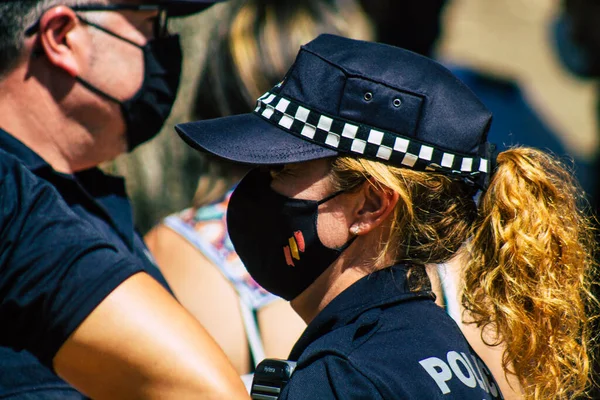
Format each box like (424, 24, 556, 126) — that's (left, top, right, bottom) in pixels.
(0, 0, 92, 77)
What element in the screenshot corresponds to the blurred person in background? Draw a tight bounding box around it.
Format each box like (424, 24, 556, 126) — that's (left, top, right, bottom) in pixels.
(359, 0, 597, 199)
(0, 0, 248, 398)
(145, 0, 373, 376)
(553, 0, 600, 212)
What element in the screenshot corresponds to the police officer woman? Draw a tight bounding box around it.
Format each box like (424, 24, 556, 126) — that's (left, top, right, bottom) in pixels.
(176, 34, 596, 399)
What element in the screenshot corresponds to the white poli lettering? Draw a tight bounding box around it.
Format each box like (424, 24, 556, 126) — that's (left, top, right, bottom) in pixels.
(447, 351, 477, 388)
(420, 351, 498, 396)
(419, 357, 453, 394)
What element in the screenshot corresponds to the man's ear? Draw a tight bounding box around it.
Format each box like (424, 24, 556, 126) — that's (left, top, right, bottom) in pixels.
(349, 181, 399, 236)
(38, 6, 83, 77)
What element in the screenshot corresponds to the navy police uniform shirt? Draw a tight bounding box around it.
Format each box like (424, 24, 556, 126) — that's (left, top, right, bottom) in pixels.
(281, 265, 504, 399)
(0, 129, 170, 399)
(0, 150, 143, 373)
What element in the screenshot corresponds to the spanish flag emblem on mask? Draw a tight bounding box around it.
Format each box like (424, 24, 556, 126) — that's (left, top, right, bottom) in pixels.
(283, 231, 305, 266)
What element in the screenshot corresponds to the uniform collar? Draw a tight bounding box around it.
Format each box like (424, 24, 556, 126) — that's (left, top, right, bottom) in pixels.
(0, 127, 135, 249)
(289, 264, 435, 360)
(0, 128, 50, 171)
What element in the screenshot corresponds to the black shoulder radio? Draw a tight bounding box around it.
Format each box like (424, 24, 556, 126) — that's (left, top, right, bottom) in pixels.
(250, 359, 297, 400)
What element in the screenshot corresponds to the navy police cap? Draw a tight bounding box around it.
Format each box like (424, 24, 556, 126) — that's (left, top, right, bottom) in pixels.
(177, 34, 496, 189)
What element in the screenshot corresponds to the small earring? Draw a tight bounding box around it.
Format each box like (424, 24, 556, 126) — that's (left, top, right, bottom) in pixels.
(350, 225, 360, 236)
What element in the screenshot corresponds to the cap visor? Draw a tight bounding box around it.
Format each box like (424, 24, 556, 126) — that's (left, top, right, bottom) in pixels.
(176, 113, 339, 165)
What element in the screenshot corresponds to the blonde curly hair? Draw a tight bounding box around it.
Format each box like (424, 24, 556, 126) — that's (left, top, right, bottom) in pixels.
(331, 147, 597, 400)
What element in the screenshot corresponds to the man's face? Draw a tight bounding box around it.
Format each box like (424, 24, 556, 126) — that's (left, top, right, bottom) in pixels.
(81, 0, 158, 101)
(58, 0, 166, 162)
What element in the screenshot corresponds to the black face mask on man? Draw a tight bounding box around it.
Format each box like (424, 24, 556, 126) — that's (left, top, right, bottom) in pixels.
(226, 168, 357, 301)
(74, 17, 182, 151)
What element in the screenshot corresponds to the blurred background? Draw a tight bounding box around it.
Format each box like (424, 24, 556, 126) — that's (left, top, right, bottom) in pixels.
(107, 0, 599, 235)
(440, 0, 597, 163)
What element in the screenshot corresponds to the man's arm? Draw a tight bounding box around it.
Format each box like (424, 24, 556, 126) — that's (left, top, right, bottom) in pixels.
(0, 154, 248, 399)
(54, 272, 249, 399)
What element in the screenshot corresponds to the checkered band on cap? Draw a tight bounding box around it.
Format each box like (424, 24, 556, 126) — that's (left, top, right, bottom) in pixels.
(253, 91, 491, 183)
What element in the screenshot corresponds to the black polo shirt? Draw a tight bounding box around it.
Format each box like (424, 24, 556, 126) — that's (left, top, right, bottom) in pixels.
(281, 265, 504, 399)
(0, 149, 144, 390)
(0, 129, 171, 398)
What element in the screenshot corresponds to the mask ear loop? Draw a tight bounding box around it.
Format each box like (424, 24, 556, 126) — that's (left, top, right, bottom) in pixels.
(75, 76, 122, 103)
(316, 175, 369, 205)
(316, 189, 346, 205)
(315, 188, 360, 252)
(73, 15, 145, 105)
(77, 15, 144, 49)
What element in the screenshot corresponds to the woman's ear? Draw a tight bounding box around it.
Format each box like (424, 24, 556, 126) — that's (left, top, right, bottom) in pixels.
(349, 181, 399, 236)
(37, 6, 83, 77)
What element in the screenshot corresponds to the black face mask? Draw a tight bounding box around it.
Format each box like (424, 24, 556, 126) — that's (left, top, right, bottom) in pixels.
(75, 19, 182, 151)
(227, 169, 356, 301)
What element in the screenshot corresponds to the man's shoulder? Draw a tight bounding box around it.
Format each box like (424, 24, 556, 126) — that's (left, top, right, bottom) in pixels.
(0, 148, 46, 208)
(0, 147, 60, 201)
(0, 148, 24, 175)
(0, 148, 50, 193)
